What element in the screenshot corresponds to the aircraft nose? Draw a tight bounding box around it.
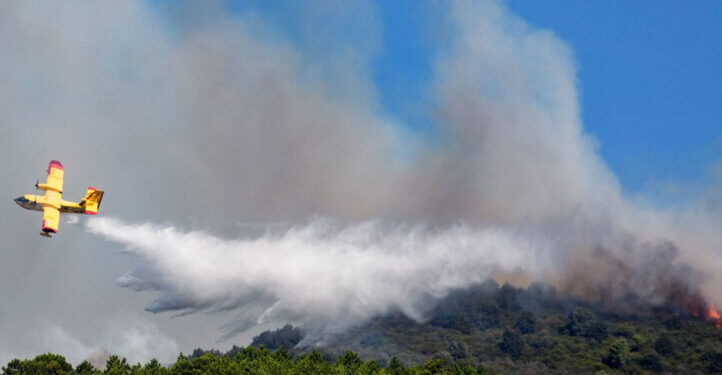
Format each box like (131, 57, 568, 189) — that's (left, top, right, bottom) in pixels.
(14, 196, 27, 205)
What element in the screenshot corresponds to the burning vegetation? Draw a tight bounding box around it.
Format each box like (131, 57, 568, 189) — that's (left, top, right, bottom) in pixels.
(707, 304, 721, 327)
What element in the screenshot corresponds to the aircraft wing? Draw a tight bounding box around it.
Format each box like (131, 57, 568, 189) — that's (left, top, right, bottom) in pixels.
(42, 206, 60, 234)
(38, 160, 64, 192)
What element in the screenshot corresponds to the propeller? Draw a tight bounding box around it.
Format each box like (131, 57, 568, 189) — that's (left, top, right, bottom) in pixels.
(35, 179, 39, 189)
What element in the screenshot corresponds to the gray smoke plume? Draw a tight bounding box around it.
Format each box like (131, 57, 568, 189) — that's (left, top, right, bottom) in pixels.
(0, 0, 720, 362)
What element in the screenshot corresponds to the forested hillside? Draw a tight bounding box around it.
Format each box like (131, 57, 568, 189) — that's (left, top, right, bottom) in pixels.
(251, 280, 722, 374)
(3, 280, 721, 374)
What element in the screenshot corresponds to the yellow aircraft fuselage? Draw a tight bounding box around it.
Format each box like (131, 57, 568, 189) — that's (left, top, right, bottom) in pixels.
(14, 160, 104, 237)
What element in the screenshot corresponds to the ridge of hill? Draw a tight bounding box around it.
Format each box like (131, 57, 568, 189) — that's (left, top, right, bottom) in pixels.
(246, 280, 722, 374)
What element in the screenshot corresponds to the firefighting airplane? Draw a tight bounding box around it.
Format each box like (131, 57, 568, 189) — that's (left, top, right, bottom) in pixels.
(14, 160, 104, 237)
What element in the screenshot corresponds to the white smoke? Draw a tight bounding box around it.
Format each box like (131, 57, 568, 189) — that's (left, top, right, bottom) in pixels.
(86, 216, 553, 342)
(41, 320, 178, 365)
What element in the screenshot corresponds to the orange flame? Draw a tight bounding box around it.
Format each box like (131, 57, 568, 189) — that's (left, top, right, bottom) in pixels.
(708, 304, 721, 328)
(710, 305, 721, 320)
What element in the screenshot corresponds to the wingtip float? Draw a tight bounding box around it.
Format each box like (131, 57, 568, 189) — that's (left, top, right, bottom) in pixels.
(14, 160, 104, 237)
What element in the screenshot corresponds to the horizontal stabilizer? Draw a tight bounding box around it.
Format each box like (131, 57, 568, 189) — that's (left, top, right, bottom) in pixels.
(80, 187, 104, 215)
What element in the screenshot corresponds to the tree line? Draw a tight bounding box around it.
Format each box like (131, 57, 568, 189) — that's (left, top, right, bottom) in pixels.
(2, 348, 500, 375)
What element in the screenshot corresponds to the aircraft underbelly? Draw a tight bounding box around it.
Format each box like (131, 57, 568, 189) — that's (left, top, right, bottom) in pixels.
(59, 207, 84, 213)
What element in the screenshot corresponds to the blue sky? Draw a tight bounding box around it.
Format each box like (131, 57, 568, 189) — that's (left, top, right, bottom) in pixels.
(375, 0, 722, 193)
(506, 0, 722, 193)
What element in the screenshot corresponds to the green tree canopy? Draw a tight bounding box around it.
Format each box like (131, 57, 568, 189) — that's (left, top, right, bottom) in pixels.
(499, 330, 524, 359)
(2, 354, 73, 375)
(603, 339, 630, 369)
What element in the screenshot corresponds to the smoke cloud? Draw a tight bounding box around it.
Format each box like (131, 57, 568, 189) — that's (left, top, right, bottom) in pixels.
(0, 0, 720, 361)
(41, 321, 178, 365)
